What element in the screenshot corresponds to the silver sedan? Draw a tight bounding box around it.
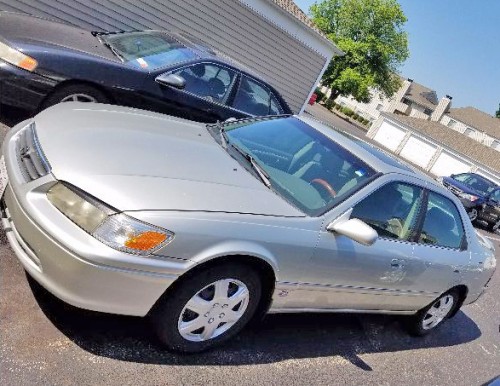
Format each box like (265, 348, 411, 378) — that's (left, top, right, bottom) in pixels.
(0, 103, 496, 352)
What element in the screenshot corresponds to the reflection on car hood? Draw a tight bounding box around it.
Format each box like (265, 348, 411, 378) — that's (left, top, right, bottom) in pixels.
(0, 11, 118, 61)
(34, 103, 303, 217)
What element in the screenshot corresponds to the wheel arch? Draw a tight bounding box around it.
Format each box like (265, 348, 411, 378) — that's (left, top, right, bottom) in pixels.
(448, 284, 468, 317)
(37, 79, 116, 112)
(149, 254, 277, 321)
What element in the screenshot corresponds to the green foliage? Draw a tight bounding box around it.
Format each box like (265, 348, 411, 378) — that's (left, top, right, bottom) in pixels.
(324, 99, 335, 110)
(310, 0, 409, 102)
(315, 88, 326, 103)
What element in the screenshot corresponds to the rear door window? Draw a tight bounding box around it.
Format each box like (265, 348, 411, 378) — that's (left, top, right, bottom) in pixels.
(232, 75, 283, 116)
(351, 182, 424, 241)
(419, 192, 465, 249)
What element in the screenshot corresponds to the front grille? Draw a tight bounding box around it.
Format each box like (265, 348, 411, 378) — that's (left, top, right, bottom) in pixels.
(15, 123, 51, 182)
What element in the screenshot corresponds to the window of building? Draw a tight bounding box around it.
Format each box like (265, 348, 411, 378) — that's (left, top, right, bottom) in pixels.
(463, 127, 475, 138)
(447, 119, 457, 128)
(492, 140, 500, 150)
(376, 103, 383, 111)
(424, 108, 432, 115)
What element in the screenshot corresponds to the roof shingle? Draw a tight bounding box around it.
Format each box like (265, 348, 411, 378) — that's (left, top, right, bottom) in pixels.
(447, 107, 500, 139)
(404, 82, 438, 110)
(383, 113, 500, 173)
(269, 0, 328, 39)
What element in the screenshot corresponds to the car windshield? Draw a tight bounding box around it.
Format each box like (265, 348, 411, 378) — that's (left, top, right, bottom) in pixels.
(216, 117, 377, 216)
(103, 31, 197, 70)
(452, 173, 497, 195)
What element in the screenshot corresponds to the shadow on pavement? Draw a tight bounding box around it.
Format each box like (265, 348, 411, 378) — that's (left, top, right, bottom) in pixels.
(27, 274, 481, 370)
(0, 103, 30, 127)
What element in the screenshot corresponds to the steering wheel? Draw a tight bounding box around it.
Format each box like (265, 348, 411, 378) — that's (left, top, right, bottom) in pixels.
(310, 178, 337, 198)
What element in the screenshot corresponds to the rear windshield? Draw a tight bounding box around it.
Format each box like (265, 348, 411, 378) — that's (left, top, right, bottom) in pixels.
(103, 31, 197, 70)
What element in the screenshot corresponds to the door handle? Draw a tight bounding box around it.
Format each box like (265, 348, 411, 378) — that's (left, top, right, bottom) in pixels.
(391, 259, 405, 269)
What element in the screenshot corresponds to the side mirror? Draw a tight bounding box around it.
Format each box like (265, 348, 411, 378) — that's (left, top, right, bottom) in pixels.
(327, 211, 378, 246)
(155, 73, 186, 89)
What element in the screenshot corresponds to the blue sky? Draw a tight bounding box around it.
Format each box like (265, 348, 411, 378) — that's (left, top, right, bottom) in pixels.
(294, 0, 500, 115)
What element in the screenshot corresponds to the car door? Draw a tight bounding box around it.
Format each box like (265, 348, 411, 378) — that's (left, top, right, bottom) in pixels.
(411, 189, 471, 295)
(297, 178, 431, 312)
(148, 62, 244, 122)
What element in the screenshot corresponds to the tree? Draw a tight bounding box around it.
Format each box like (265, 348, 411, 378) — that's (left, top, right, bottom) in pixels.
(496, 103, 500, 118)
(310, 0, 409, 102)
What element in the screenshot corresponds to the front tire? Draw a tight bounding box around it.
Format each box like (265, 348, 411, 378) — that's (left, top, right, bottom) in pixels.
(468, 208, 478, 222)
(407, 290, 459, 336)
(41, 84, 109, 110)
(490, 220, 500, 235)
(150, 263, 262, 353)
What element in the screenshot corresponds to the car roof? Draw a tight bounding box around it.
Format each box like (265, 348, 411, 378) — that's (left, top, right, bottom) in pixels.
(453, 172, 499, 186)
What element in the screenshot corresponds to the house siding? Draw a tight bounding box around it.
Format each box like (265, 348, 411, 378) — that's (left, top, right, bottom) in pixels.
(0, 0, 331, 113)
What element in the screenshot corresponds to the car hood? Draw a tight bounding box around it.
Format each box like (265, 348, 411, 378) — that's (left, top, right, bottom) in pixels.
(0, 11, 118, 61)
(34, 103, 303, 217)
(442, 177, 485, 197)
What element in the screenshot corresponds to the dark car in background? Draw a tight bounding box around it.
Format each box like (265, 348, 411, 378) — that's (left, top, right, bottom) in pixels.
(0, 11, 291, 123)
(437, 173, 500, 233)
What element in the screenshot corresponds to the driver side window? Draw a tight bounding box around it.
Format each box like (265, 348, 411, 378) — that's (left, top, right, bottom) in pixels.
(173, 63, 236, 103)
(351, 182, 424, 241)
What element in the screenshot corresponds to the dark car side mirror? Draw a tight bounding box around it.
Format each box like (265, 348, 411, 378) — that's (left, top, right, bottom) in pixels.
(155, 73, 186, 89)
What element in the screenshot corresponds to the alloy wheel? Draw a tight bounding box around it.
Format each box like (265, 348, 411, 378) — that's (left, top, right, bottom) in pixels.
(60, 93, 97, 103)
(422, 294, 454, 330)
(177, 278, 250, 342)
(468, 208, 478, 222)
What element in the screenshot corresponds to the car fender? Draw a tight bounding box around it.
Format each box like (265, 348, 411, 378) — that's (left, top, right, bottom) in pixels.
(187, 240, 280, 277)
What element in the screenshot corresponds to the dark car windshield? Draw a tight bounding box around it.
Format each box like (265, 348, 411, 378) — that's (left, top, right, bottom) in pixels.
(103, 31, 197, 70)
(216, 117, 377, 216)
(452, 173, 497, 196)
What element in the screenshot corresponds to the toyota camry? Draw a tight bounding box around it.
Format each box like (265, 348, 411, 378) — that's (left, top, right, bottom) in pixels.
(0, 103, 496, 352)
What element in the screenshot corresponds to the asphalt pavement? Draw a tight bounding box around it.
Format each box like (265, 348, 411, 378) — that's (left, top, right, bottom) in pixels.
(0, 106, 499, 386)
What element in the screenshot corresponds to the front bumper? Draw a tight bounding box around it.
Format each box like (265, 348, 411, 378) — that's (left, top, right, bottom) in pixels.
(1, 122, 192, 316)
(0, 60, 56, 112)
(2, 184, 178, 316)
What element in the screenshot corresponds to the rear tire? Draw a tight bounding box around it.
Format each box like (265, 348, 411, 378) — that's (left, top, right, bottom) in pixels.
(406, 290, 459, 336)
(41, 84, 109, 110)
(150, 263, 262, 353)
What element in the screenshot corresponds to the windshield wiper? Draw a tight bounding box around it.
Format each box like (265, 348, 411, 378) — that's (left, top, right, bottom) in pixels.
(95, 35, 125, 62)
(230, 142, 271, 188)
(217, 121, 228, 149)
(212, 122, 270, 188)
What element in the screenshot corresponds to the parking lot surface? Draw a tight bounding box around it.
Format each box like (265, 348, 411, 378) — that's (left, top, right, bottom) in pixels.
(1, 111, 499, 386)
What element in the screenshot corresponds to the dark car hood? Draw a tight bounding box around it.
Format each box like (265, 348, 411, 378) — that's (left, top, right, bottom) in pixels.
(0, 11, 117, 61)
(442, 176, 485, 197)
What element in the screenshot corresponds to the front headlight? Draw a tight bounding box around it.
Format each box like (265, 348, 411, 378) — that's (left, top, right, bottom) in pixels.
(458, 192, 479, 202)
(47, 182, 174, 255)
(0, 40, 38, 71)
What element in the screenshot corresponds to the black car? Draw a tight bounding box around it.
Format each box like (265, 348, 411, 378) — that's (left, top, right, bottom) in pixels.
(0, 11, 291, 123)
(438, 172, 500, 232)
